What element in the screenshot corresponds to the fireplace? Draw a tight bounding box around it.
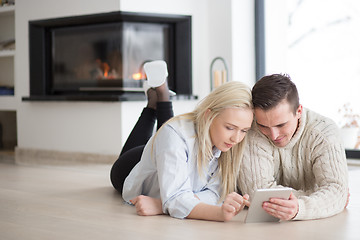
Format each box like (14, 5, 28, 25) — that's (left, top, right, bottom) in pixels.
(23, 11, 192, 101)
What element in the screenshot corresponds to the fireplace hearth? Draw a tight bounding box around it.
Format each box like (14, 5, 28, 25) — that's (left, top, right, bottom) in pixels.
(23, 11, 192, 101)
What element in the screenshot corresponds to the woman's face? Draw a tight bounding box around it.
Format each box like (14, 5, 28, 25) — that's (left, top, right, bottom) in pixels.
(209, 108, 253, 152)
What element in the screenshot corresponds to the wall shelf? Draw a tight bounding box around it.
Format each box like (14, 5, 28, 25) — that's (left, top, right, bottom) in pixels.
(0, 96, 17, 111)
(0, 5, 15, 15)
(0, 4, 15, 111)
(0, 50, 15, 57)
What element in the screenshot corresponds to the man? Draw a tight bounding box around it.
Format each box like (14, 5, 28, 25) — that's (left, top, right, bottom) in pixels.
(239, 73, 349, 220)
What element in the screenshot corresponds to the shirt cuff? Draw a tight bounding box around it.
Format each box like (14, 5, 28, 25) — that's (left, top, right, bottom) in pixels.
(163, 192, 201, 219)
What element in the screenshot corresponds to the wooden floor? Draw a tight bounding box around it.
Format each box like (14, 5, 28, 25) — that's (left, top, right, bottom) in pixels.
(1, 161, 360, 240)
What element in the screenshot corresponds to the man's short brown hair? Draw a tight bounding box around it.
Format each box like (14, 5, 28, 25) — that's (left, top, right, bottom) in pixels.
(252, 73, 300, 114)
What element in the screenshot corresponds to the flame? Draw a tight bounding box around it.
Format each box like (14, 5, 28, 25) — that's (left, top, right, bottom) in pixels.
(95, 59, 111, 79)
(103, 62, 110, 78)
(132, 72, 143, 80)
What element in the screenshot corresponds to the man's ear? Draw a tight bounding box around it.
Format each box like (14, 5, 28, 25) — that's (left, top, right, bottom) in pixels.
(296, 104, 303, 119)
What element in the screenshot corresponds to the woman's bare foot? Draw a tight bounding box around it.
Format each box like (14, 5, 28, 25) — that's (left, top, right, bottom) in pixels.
(130, 195, 163, 216)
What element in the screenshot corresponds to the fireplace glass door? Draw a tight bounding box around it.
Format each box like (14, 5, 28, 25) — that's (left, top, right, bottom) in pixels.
(26, 11, 191, 101)
(52, 21, 170, 94)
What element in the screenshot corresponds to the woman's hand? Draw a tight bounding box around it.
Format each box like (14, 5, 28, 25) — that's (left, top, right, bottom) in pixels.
(221, 192, 250, 221)
(187, 192, 249, 222)
(130, 195, 163, 216)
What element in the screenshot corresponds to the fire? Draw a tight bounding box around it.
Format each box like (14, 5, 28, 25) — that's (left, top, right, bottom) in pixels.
(95, 59, 112, 79)
(102, 62, 110, 77)
(94, 58, 145, 80)
(132, 72, 144, 80)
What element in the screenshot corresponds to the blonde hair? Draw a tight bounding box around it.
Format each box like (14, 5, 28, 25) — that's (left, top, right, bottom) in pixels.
(156, 81, 253, 202)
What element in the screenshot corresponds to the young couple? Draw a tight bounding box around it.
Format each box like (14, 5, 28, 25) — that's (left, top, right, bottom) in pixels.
(110, 61, 348, 222)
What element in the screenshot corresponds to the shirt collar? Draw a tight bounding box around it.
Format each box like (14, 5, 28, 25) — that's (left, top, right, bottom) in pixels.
(212, 147, 221, 158)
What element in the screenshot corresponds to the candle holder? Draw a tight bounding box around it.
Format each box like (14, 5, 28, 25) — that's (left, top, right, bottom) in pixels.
(210, 56, 229, 91)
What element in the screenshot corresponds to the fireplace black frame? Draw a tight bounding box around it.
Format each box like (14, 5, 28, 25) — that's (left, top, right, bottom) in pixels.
(23, 11, 192, 101)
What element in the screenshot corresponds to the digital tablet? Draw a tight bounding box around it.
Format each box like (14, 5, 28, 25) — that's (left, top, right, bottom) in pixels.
(245, 187, 292, 223)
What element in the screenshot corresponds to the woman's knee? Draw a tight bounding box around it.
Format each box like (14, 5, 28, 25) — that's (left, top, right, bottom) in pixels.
(110, 159, 125, 192)
(110, 146, 144, 191)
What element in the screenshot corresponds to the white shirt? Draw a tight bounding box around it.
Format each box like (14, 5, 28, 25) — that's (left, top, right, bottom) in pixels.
(122, 117, 222, 219)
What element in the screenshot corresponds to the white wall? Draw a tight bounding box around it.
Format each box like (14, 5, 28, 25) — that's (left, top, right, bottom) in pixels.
(16, 0, 124, 156)
(15, 0, 256, 157)
(231, 0, 256, 87)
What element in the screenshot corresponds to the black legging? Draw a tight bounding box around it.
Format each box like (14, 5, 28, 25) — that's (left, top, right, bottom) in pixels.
(110, 102, 174, 193)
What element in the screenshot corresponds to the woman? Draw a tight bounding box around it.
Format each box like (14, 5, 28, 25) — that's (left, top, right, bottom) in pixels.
(110, 61, 253, 222)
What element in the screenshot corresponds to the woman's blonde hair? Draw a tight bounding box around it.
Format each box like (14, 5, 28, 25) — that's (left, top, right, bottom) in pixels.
(155, 81, 252, 201)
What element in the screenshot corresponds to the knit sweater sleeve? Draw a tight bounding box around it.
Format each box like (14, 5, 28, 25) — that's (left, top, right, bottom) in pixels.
(292, 119, 348, 220)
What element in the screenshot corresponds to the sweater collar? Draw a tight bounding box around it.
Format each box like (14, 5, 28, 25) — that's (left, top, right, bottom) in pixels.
(284, 108, 307, 149)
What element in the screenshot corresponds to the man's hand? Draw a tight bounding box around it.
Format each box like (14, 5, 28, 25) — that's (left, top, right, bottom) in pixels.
(221, 192, 250, 221)
(130, 195, 163, 216)
(262, 192, 299, 221)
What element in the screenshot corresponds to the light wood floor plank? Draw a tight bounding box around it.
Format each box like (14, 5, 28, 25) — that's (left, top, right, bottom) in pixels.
(1, 162, 360, 240)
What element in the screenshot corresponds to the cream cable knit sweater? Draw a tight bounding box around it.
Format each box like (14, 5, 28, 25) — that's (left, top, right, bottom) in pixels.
(239, 108, 349, 220)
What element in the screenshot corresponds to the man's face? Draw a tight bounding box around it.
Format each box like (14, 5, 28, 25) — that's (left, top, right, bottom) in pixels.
(254, 100, 302, 147)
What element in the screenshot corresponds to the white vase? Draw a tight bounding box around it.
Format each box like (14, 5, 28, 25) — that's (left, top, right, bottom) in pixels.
(339, 127, 360, 149)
